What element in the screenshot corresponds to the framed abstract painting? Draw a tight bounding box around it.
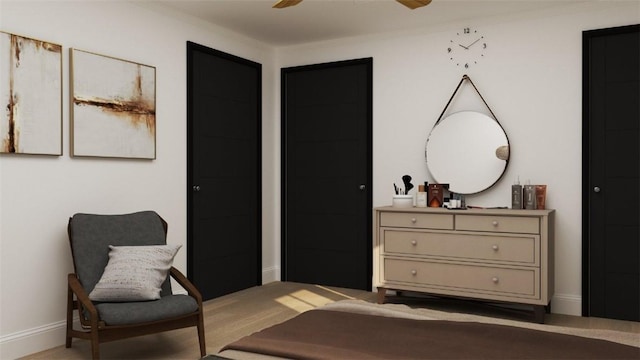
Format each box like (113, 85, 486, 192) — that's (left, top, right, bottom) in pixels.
(71, 49, 156, 159)
(0, 32, 62, 155)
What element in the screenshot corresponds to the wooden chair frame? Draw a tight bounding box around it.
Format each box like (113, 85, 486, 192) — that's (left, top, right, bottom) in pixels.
(65, 216, 206, 359)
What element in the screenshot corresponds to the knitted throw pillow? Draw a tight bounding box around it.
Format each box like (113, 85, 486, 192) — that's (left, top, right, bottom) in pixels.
(89, 244, 181, 302)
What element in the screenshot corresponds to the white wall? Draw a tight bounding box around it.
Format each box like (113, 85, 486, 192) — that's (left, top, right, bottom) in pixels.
(0, 1, 278, 358)
(0, 0, 638, 358)
(275, 1, 638, 315)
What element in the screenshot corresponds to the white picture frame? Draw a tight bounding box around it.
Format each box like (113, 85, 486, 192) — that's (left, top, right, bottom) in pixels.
(0, 32, 62, 155)
(71, 48, 156, 159)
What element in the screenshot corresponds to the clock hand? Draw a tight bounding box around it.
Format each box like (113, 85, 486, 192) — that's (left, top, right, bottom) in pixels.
(466, 38, 481, 48)
(458, 43, 468, 50)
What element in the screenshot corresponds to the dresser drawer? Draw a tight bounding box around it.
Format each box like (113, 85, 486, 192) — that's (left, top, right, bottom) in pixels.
(456, 215, 539, 234)
(380, 212, 453, 230)
(384, 258, 537, 297)
(383, 230, 538, 265)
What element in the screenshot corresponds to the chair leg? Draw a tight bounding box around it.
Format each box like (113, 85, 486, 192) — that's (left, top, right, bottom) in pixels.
(197, 313, 206, 356)
(89, 320, 100, 360)
(66, 287, 74, 348)
(90, 332, 100, 360)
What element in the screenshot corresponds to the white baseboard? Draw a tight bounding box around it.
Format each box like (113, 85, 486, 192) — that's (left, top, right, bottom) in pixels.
(552, 293, 582, 316)
(262, 265, 280, 284)
(0, 318, 76, 360)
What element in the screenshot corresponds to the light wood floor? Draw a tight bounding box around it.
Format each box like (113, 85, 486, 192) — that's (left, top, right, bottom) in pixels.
(23, 281, 639, 359)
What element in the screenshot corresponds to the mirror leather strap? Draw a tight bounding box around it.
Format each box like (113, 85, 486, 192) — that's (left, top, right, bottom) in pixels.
(435, 74, 501, 127)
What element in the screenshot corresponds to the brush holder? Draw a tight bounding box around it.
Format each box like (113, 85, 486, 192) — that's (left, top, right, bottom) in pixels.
(392, 194, 414, 208)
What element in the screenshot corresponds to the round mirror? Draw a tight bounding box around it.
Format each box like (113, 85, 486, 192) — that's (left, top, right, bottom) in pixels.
(425, 111, 509, 194)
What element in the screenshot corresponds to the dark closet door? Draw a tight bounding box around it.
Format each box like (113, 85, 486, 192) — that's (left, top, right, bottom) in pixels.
(583, 24, 639, 321)
(187, 42, 261, 300)
(282, 58, 372, 291)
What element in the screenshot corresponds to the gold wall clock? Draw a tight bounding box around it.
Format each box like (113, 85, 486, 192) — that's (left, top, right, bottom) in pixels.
(448, 27, 486, 68)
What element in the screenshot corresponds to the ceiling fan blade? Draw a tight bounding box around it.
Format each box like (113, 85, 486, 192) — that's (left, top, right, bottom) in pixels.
(396, 0, 432, 10)
(273, 0, 303, 9)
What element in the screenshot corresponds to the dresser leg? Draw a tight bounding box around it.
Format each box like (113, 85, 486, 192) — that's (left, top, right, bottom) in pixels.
(376, 287, 387, 304)
(533, 305, 545, 324)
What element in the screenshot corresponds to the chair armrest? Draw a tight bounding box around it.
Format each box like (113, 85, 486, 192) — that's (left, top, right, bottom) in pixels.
(67, 273, 98, 320)
(170, 267, 203, 304)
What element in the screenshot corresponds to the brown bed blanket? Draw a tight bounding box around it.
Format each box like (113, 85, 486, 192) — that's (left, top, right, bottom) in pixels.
(221, 309, 639, 359)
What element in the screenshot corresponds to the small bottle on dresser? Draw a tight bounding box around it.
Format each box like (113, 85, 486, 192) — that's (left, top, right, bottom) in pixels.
(512, 177, 523, 209)
(523, 180, 536, 210)
(416, 184, 427, 207)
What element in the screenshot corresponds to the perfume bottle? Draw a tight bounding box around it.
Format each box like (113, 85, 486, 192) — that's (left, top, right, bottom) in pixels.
(511, 177, 523, 210)
(524, 180, 536, 210)
(535, 185, 547, 210)
(416, 184, 427, 208)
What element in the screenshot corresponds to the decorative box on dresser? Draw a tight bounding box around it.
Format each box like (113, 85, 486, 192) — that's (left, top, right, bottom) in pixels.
(373, 206, 555, 323)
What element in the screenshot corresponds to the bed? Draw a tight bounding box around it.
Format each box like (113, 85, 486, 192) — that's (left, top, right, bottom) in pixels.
(217, 300, 639, 360)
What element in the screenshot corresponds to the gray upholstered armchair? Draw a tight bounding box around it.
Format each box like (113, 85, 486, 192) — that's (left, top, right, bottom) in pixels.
(66, 211, 206, 359)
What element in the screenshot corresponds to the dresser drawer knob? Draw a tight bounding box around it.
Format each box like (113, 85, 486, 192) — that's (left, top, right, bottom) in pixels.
(411, 218, 417, 223)
(411, 240, 417, 246)
(492, 244, 499, 251)
(492, 220, 499, 227)
(411, 269, 417, 276)
(492, 277, 499, 284)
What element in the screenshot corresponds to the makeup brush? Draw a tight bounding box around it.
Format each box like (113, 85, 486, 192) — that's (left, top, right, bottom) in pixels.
(402, 175, 413, 194)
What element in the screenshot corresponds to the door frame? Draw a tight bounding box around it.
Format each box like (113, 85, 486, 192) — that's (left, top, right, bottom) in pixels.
(280, 58, 373, 288)
(186, 41, 262, 285)
(581, 24, 640, 316)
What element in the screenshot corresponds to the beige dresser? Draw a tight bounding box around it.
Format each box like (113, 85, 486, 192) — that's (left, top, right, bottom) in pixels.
(374, 206, 555, 323)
